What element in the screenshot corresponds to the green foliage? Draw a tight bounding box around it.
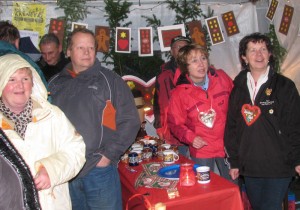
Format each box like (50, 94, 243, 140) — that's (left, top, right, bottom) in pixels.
(102, 0, 133, 76)
(142, 14, 161, 43)
(56, 0, 89, 51)
(265, 24, 287, 73)
(143, 0, 213, 60)
(103, 0, 164, 79)
(166, 0, 204, 25)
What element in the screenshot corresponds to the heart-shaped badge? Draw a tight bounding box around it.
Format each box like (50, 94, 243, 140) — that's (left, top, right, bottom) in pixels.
(198, 108, 216, 128)
(241, 104, 261, 126)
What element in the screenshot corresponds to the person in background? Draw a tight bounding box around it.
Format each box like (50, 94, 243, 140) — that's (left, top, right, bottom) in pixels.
(0, 20, 20, 49)
(0, 21, 47, 89)
(224, 32, 300, 210)
(48, 28, 140, 210)
(0, 53, 86, 210)
(153, 35, 191, 156)
(167, 44, 233, 181)
(37, 33, 70, 81)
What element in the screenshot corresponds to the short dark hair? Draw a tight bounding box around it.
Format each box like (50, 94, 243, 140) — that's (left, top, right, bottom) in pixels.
(176, 43, 209, 75)
(67, 28, 97, 51)
(39, 33, 60, 48)
(0, 20, 20, 45)
(239, 32, 275, 70)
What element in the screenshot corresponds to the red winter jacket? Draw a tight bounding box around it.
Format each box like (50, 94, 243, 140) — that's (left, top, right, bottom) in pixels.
(167, 67, 233, 158)
(153, 58, 182, 145)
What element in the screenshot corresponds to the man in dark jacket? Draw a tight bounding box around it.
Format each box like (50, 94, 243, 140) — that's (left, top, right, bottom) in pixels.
(37, 33, 70, 81)
(48, 28, 140, 210)
(153, 35, 191, 156)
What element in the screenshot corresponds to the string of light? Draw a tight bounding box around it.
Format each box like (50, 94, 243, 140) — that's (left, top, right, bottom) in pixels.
(2, 0, 265, 11)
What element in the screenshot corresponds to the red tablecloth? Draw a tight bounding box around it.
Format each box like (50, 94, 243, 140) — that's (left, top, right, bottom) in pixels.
(118, 156, 244, 210)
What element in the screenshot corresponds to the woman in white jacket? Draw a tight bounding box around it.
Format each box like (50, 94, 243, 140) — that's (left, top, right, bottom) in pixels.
(0, 53, 86, 210)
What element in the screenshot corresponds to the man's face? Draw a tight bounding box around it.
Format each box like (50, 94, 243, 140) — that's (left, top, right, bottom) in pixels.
(67, 32, 96, 74)
(170, 40, 189, 58)
(40, 42, 61, 66)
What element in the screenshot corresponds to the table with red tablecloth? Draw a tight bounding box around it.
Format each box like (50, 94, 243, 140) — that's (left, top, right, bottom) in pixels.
(118, 155, 244, 210)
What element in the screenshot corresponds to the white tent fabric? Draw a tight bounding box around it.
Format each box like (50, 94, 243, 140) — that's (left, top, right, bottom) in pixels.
(0, 0, 299, 92)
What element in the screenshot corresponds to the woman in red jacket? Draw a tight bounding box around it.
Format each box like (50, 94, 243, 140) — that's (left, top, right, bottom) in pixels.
(167, 44, 233, 181)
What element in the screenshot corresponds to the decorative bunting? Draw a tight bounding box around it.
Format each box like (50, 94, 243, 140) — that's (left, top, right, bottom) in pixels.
(157, 24, 186, 51)
(138, 27, 153, 57)
(95, 26, 110, 53)
(205, 16, 225, 45)
(71, 22, 88, 31)
(115, 27, 131, 53)
(265, 0, 278, 22)
(188, 20, 206, 47)
(49, 19, 65, 46)
(279, 5, 294, 35)
(221, 11, 239, 37)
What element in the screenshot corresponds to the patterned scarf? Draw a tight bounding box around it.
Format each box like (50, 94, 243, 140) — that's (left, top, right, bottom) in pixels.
(0, 98, 33, 139)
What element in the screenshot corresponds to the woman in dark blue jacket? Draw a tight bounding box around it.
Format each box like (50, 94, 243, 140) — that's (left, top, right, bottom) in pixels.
(224, 33, 300, 210)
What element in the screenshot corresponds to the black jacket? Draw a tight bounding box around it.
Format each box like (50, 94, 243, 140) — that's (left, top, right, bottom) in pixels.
(0, 128, 41, 210)
(37, 52, 70, 82)
(224, 68, 300, 178)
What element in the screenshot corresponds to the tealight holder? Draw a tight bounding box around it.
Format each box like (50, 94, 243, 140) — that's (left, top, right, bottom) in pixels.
(179, 163, 196, 186)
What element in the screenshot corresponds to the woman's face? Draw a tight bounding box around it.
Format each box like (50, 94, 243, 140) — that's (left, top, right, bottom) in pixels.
(186, 50, 209, 83)
(242, 41, 271, 73)
(2, 68, 33, 113)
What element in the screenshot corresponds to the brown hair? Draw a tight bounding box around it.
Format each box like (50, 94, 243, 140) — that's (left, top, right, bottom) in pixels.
(176, 44, 209, 75)
(0, 21, 20, 45)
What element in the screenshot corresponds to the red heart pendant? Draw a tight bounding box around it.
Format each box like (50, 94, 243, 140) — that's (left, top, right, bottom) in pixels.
(241, 104, 261, 126)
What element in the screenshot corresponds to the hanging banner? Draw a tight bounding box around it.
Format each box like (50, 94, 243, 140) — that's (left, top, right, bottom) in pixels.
(205, 16, 225, 45)
(279, 4, 294, 35)
(12, 2, 46, 39)
(188, 20, 206, 48)
(49, 19, 65, 47)
(138, 27, 153, 57)
(115, 27, 131, 53)
(71, 22, 88, 31)
(157, 24, 186, 52)
(221, 11, 240, 37)
(95, 26, 110, 53)
(265, 0, 278, 22)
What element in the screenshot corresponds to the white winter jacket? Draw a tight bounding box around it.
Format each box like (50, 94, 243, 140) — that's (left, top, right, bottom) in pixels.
(0, 54, 86, 210)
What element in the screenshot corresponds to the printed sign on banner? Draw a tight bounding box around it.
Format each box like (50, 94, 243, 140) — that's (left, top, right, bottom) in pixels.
(279, 5, 294, 35)
(115, 27, 131, 53)
(266, 0, 278, 22)
(205, 16, 225, 45)
(222, 11, 240, 37)
(49, 19, 65, 46)
(95, 26, 110, 53)
(157, 24, 186, 52)
(188, 20, 206, 48)
(71, 22, 88, 32)
(138, 27, 153, 57)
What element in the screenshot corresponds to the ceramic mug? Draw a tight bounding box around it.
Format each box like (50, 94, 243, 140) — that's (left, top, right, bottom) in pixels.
(162, 149, 179, 164)
(196, 166, 210, 184)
